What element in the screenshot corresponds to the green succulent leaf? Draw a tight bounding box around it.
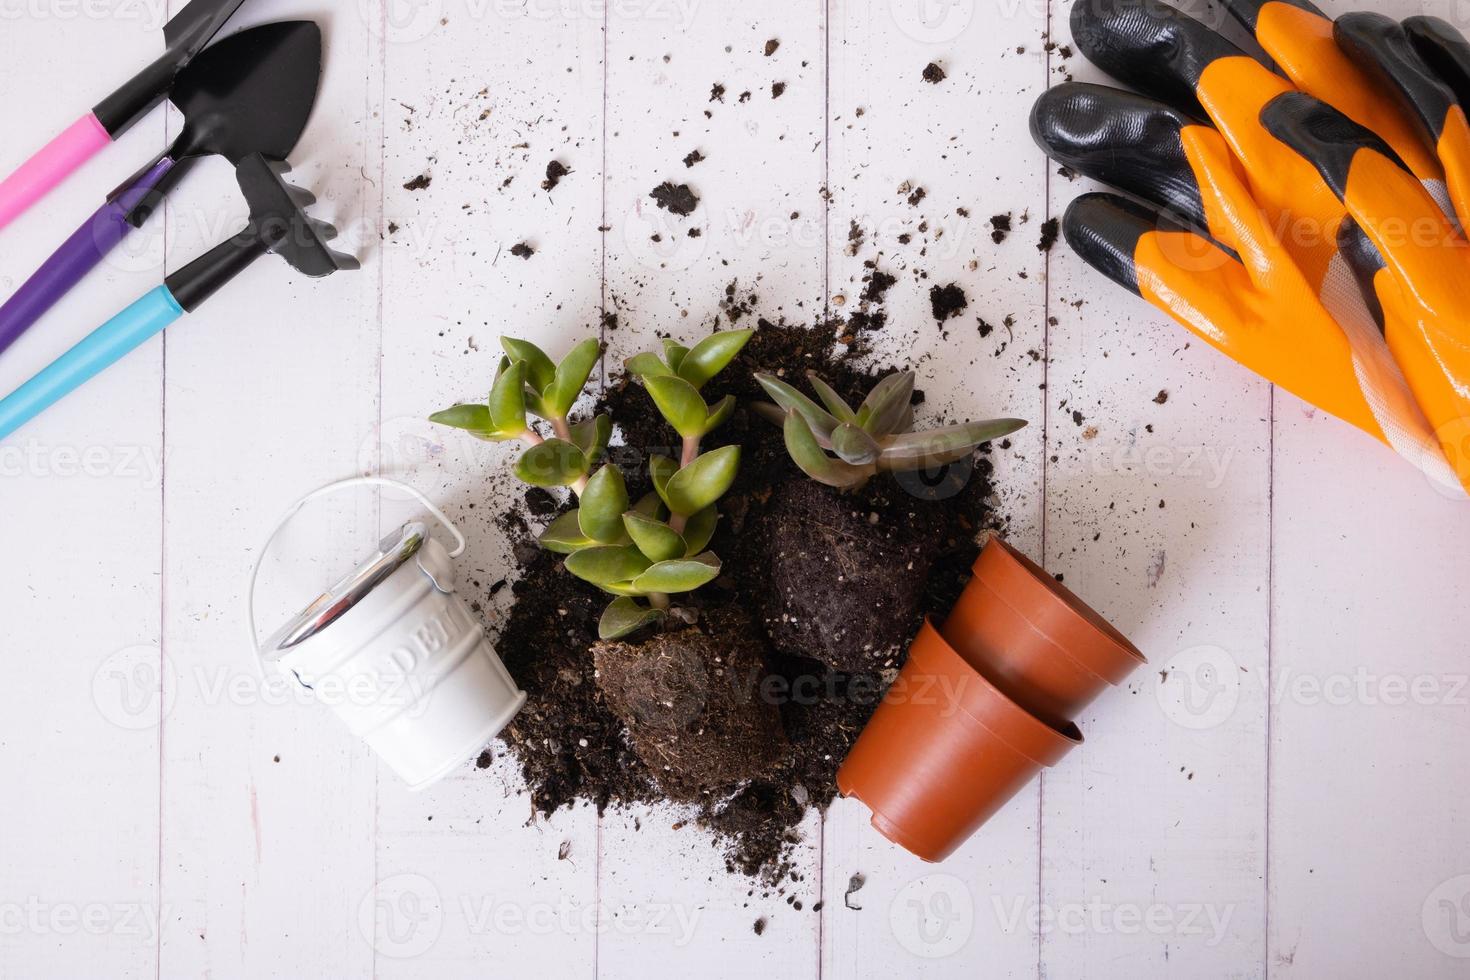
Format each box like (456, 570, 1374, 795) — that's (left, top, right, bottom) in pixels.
(858, 371, 916, 436)
(500, 338, 557, 393)
(599, 597, 665, 640)
(523, 386, 551, 420)
(625, 352, 673, 379)
(755, 373, 840, 437)
(544, 338, 603, 418)
(879, 418, 1028, 470)
(831, 422, 882, 465)
(622, 511, 686, 563)
(568, 414, 612, 463)
(564, 545, 653, 586)
(783, 411, 872, 490)
(632, 490, 667, 520)
(702, 394, 736, 436)
(487, 359, 528, 433)
(643, 375, 709, 438)
(676, 329, 754, 390)
(663, 339, 690, 374)
(650, 455, 678, 509)
(806, 373, 858, 424)
(515, 438, 589, 487)
(664, 445, 740, 516)
(681, 505, 719, 556)
(429, 404, 497, 438)
(600, 580, 647, 597)
(539, 510, 596, 554)
(578, 466, 630, 543)
(631, 552, 721, 594)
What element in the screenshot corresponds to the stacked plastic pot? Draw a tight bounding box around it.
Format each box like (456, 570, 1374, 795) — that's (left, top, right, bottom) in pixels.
(837, 536, 1146, 862)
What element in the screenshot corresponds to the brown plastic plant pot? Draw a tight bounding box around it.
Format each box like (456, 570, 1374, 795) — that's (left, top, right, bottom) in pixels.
(940, 536, 1146, 726)
(836, 619, 1081, 863)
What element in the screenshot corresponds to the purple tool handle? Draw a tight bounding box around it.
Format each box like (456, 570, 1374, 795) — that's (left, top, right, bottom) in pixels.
(0, 156, 174, 358)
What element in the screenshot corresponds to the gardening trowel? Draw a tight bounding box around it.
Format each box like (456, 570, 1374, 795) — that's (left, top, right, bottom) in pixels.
(0, 0, 251, 231)
(0, 21, 323, 359)
(0, 154, 359, 441)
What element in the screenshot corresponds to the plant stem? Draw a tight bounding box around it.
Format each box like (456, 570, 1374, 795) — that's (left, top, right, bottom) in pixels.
(668, 435, 702, 534)
(648, 593, 670, 611)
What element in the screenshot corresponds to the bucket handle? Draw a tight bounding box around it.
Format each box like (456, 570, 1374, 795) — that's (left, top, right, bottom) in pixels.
(245, 477, 468, 675)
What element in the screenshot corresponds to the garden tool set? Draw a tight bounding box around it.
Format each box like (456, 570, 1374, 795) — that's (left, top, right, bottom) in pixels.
(1032, 0, 1470, 496)
(0, 0, 352, 440)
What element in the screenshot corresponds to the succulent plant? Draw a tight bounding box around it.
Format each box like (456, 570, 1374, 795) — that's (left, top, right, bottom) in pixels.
(754, 369, 1027, 491)
(431, 330, 752, 641)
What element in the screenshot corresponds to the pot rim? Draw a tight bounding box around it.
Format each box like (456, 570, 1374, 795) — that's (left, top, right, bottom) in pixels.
(977, 537, 1146, 669)
(907, 619, 1082, 764)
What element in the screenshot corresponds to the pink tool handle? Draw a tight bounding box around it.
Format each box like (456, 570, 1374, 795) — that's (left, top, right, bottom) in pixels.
(0, 113, 112, 233)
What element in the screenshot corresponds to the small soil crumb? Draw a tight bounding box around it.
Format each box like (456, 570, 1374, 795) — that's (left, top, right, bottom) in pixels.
(1038, 217, 1060, 252)
(402, 172, 432, 192)
(754, 917, 768, 936)
(688, 228, 702, 238)
(845, 873, 867, 910)
(709, 82, 726, 102)
(475, 749, 493, 769)
(907, 185, 927, 207)
(922, 61, 947, 83)
(1153, 389, 1169, 405)
(772, 81, 787, 98)
(990, 212, 1012, 243)
(541, 160, 569, 192)
(510, 242, 535, 260)
(683, 149, 705, 168)
(558, 840, 571, 860)
(764, 38, 780, 56)
(1071, 409, 1085, 426)
(846, 219, 866, 256)
(862, 269, 897, 305)
(929, 282, 968, 322)
(651, 181, 699, 216)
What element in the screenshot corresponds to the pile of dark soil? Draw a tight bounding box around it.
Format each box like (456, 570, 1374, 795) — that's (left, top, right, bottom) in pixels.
(493, 309, 1002, 882)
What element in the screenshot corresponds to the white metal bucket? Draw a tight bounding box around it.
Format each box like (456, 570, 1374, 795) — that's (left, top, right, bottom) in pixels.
(248, 478, 527, 791)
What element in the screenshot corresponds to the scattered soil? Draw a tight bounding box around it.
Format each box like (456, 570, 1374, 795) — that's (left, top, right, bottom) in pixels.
(772, 81, 787, 99)
(709, 82, 726, 103)
(683, 149, 705, 168)
(510, 242, 535, 259)
(990, 212, 1012, 243)
(929, 282, 968, 321)
(650, 181, 700, 216)
(922, 62, 946, 83)
(1153, 389, 1169, 405)
(491, 310, 1003, 882)
(1038, 217, 1060, 252)
(402, 172, 432, 192)
(541, 160, 569, 192)
(764, 38, 780, 57)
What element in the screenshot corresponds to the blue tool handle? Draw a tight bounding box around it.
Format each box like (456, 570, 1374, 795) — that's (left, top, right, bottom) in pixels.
(0, 285, 183, 440)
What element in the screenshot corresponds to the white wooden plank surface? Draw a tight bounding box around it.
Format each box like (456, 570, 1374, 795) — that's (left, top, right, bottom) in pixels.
(1, 0, 1469, 977)
(0, 11, 167, 979)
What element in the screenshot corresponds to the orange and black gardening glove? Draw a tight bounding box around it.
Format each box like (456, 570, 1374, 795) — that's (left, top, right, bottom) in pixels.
(1030, 0, 1470, 495)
